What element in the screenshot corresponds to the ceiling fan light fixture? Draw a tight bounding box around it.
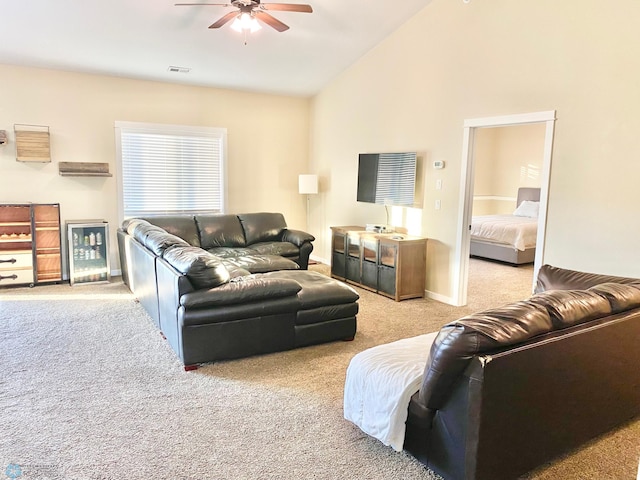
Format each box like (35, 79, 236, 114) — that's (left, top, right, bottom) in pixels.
(230, 12, 261, 33)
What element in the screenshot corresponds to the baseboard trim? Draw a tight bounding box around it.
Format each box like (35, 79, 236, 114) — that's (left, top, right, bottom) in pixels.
(425, 290, 459, 306)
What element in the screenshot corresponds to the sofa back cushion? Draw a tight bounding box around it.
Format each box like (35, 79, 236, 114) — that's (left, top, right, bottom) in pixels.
(418, 301, 552, 410)
(163, 246, 230, 289)
(238, 212, 287, 245)
(195, 214, 246, 249)
(126, 219, 165, 243)
(588, 282, 640, 314)
(529, 289, 612, 328)
(139, 216, 200, 247)
(140, 230, 190, 257)
(535, 264, 640, 293)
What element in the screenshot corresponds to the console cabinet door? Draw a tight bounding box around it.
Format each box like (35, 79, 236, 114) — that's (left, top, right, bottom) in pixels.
(345, 232, 361, 283)
(331, 230, 347, 279)
(360, 235, 378, 290)
(377, 243, 398, 297)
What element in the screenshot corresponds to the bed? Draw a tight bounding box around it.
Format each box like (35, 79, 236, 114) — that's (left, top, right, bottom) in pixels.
(470, 187, 541, 265)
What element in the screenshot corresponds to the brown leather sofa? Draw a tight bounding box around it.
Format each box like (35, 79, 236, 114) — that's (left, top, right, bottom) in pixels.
(117, 212, 359, 368)
(403, 264, 640, 480)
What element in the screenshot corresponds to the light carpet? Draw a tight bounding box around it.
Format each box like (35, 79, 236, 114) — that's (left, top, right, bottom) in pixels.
(0, 259, 638, 479)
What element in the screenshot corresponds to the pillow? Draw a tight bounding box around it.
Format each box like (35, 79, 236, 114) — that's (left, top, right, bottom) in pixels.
(513, 200, 540, 218)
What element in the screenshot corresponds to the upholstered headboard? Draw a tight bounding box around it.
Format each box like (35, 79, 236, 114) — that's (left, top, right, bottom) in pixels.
(517, 187, 541, 206)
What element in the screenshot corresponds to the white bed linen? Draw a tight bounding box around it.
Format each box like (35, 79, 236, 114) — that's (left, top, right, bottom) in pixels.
(343, 332, 438, 452)
(471, 214, 538, 251)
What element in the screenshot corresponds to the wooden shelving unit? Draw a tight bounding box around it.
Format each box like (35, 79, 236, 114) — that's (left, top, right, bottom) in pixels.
(0, 203, 62, 287)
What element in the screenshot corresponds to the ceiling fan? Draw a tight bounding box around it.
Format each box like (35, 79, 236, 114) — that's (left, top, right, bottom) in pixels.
(175, 1, 313, 33)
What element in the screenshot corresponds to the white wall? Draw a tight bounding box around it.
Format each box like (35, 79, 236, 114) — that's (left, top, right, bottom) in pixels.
(473, 123, 545, 215)
(0, 64, 310, 275)
(310, 0, 640, 302)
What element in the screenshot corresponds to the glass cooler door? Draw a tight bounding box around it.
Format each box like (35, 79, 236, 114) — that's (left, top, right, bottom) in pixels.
(67, 221, 110, 285)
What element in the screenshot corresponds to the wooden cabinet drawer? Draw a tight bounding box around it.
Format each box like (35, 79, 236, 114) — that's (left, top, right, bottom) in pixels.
(0, 252, 34, 285)
(0, 268, 34, 285)
(0, 251, 33, 270)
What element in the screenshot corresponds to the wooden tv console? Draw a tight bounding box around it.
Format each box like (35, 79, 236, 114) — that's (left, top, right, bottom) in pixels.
(330, 226, 427, 301)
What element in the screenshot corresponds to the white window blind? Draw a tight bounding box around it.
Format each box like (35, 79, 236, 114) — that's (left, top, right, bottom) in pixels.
(116, 122, 226, 219)
(374, 152, 417, 207)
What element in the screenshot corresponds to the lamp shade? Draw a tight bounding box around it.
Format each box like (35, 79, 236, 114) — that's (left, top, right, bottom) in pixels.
(298, 174, 318, 194)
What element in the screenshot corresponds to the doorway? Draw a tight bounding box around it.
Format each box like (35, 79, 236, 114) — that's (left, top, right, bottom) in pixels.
(453, 111, 556, 307)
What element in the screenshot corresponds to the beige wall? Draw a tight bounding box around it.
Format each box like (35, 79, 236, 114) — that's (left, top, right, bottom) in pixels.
(310, 0, 640, 302)
(0, 64, 310, 276)
(473, 123, 544, 215)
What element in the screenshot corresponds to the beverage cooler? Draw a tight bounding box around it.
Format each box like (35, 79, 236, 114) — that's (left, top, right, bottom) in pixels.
(66, 221, 110, 285)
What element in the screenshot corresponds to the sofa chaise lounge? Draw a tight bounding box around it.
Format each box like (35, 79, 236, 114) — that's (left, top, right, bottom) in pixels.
(345, 264, 640, 480)
(117, 212, 359, 368)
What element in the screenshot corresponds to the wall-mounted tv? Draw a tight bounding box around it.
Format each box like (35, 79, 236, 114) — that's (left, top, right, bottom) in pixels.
(357, 152, 417, 207)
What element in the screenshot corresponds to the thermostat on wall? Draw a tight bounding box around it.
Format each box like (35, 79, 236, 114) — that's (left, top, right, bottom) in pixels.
(433, 160, 445, 169)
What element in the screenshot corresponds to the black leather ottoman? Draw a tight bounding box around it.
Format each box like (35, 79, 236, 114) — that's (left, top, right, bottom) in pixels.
(263, 270, 359, 347)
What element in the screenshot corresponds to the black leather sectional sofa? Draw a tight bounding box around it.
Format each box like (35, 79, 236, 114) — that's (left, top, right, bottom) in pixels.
(117, 212, 359, 368)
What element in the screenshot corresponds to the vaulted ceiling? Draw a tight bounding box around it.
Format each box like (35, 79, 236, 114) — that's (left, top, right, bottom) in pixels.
(0, 0, 433, 97)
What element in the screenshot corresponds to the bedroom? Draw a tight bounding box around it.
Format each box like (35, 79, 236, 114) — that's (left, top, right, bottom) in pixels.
(468, 122, 546, 294)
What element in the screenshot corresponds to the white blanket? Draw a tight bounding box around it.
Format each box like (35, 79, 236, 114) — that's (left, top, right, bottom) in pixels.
(343, 332, 438, 452)
(471, 214, 538, 251)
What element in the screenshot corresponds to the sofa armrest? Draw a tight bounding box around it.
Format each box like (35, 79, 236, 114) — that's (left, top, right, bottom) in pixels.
(281, 229, 315, 247)
(180, 277, 302, 309)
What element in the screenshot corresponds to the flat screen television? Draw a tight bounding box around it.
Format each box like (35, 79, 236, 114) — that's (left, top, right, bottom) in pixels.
(357, 152, 417, 207)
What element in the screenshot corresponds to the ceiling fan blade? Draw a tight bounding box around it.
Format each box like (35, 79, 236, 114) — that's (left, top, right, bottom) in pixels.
(175, 3, 232, 6)
(260, 3, 313, 13)
(209, 10, 239, 28)
(254, 11, 289, 31)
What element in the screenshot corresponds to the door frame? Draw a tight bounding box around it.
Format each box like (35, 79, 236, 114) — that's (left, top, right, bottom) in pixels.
(452, 110, 556, 306)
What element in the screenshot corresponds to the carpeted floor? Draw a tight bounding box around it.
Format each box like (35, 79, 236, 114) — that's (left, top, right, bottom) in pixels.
(0, 259, 638, 479)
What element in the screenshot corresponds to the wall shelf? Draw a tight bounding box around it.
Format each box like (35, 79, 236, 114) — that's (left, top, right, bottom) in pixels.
(14, 124, 51, 162)
(58, 162, 112, 177)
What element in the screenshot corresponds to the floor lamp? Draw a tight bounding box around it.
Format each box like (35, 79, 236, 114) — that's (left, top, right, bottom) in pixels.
(298, 174, 318, 263)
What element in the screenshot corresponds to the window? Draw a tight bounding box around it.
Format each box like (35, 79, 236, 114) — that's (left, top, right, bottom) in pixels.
(115, 121, 226, 220)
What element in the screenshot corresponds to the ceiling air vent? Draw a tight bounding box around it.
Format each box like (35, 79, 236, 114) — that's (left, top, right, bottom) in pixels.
(167, 66, 191, 73)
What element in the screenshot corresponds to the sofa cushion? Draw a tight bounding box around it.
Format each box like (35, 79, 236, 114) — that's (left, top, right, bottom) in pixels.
(220, 254, 300, 274)
(180, 276, 302, 309)
(195, 214, 246, 249)
(263, 270, 360, 309)
(529, 289, 611, 328)
(140, 216, 201, 247)
(206, 247, 257, 258)
(588, 282, 640, 314)
(238, 212, 287, 245)
(163, 246, 230, 289)
(249, 241, 300, 257)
